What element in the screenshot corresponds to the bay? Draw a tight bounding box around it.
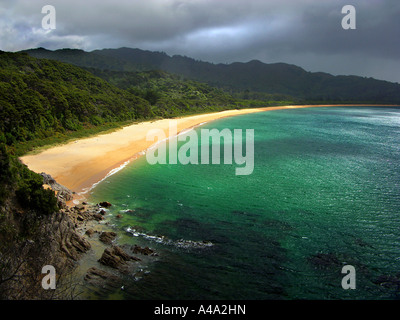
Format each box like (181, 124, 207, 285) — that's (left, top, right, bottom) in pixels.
(84, 106, 400, 300)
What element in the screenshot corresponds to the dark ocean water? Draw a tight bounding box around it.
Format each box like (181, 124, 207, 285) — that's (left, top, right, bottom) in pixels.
(84, 106, 400, 300)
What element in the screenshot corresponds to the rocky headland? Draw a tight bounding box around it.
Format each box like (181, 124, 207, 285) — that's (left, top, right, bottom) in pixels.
(50, 179, 159, 298)
(0, 172, 159, 299)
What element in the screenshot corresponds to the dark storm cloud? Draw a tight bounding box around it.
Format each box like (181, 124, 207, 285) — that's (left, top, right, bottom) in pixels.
(1, 0, 399, 82)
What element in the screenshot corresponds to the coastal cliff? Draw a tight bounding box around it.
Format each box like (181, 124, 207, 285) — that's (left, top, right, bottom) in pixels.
(0, 168, 92, 299)
(0, 154, 155, 299)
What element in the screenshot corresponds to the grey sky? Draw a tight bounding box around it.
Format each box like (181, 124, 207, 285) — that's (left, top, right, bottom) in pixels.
(1, 0, 399, 83)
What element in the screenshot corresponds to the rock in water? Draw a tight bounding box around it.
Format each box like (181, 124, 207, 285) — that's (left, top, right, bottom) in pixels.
(85, 229, 95, 237)
(92, 213, 104, 221)
(84, 267, 122, 289)
(99, 231, 117, 244)
(132, 244, 156, 255)
(60, 228, 91, 261)
(99, 201, 112, 208)
(98, 246, 140, 270)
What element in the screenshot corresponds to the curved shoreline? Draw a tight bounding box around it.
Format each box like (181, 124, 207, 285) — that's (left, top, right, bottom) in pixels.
(19, 104, 399, 203)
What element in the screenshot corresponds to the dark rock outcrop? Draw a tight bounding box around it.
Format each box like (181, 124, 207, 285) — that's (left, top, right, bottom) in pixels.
(98, 246, 141, 271)
(84, 267, 122, 289)
(99, 201, 112, 208)
(132, 244, 156, 256)
(92, 213, 104, 221)
(60, 226, 91, 261)
(85, 229, 95, 237)
(40, 172, 73, 208)
(373, 274, 400, 290)
(308, 253, 342, 270)
(99, 231, 117, 244)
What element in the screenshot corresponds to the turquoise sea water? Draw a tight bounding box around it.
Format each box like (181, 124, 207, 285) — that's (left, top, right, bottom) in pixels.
(86, 107, 400, 300)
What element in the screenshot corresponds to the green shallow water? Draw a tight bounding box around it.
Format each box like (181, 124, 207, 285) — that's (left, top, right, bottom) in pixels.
(85, 106, 400, 299)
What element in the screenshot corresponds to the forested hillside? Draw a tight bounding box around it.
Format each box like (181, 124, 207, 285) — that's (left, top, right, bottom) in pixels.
(25, 47, 400, 104)
(0, 51, 152, 150)
(86, 68, 278, 118)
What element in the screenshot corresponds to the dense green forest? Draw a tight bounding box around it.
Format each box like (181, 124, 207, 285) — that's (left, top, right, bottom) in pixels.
(0, 51, 154, 150)
(86, 68, 292, 117)
(0, 143, 58, 212)
(87, 68, 236, 118)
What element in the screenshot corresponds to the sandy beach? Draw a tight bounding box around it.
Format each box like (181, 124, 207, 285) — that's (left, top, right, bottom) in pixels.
(19, 104, 399, 201)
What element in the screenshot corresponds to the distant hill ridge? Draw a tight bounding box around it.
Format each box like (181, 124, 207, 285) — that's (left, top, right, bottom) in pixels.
(23, 47, 400, 104)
